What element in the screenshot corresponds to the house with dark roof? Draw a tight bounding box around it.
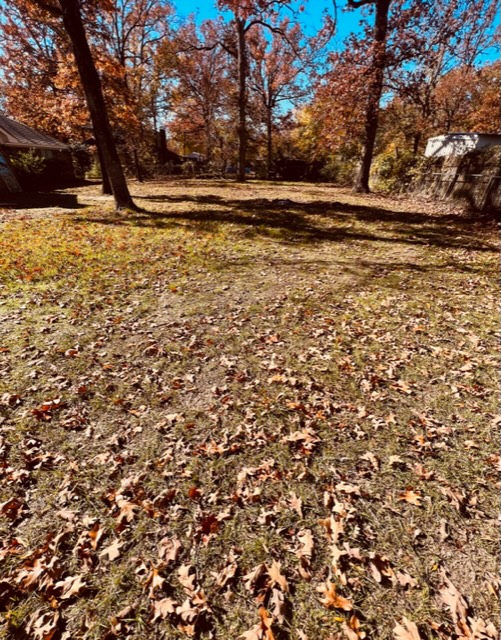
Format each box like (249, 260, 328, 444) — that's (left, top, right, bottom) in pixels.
(0, 114, 74, 193)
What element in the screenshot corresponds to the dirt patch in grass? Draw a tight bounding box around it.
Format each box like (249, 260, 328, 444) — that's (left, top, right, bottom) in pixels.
(0, 180, 499, 640)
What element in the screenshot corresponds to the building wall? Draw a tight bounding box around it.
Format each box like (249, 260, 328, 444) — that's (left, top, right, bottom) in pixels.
(417, 146, 500, 214)
(0, 147, 22, 195)
(425, 134, 501, 158)
(1, 145, 75, 190)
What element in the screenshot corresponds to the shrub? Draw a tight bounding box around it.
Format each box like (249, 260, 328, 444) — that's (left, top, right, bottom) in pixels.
(371, 148, 418, 192)
(9, 150, 46, 178)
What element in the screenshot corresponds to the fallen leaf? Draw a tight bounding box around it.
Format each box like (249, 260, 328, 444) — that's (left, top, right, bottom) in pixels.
(343, 614, 366, 639)
(178, 564, 197, 593)
(361, 451, 380, 470)
(388, 455, 406, 467)
(144, 564, 165, 599)
(258, 606, 276, 640)
(439, 574, 469, 624)
(267, 560, 289, 593)
(26, 610, 60, 640)
(55, 574, 86, 600)
(151, 597, 177, 622)
(398, 490, 422, 506)
(297, 529, 314, 559)
(88, 521, 104, 551)
(297, 529, 314, 580)
(289, 492, 303, 517)
(335, 482, 361, 496)
(396, 571, 418, 589)
(0, 497, 25, 520)
(464, 617, 498, 639)
(369, 554, 396, 584)
(213, 552, 238, 588)
(99, 539, 123, 562)
(317, 580, 353, 611)
(115, 499, 138, 524)
(158, 537, 182, 563)
(269, 587, 286, 624)
(240, 624, 264, 640)
(393, 617, 421, 640)
(243, 563, 266, 594)
(176, 598, 198, 623)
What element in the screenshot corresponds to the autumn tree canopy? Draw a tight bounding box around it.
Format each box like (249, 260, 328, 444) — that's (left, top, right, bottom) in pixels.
(0, 0, 497, 189)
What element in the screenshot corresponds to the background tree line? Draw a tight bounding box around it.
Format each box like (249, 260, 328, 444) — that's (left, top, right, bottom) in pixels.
(0, 0, 498, 207)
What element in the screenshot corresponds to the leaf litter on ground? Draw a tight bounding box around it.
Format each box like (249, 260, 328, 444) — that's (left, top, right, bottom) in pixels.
(0, 179, 498, 639)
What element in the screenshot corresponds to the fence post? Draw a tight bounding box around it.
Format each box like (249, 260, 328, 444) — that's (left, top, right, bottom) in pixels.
(480, 176, 496, 212)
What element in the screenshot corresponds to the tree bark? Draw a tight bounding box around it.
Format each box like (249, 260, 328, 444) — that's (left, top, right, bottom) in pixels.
(266, 104, 273, 180)
(59, 0, 136, 210)
(412, 131, 421, 156)
(97, 145, 112, 194)
(133, 148, 143, 182)
(353, 0, 390, 193)
(236, 18, 247, 183)
(158, 128, 167, 164)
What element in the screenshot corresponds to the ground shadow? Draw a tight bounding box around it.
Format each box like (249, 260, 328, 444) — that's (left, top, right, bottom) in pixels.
(74, 193, 497, 254)
(1, 191, 86, 210)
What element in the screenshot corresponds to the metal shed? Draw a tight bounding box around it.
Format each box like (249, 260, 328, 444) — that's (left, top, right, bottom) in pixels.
(424, 132, 501, 158)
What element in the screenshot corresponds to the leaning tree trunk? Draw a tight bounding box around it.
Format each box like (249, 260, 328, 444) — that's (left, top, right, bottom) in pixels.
(59, 0, 136, 210)
(236, 18, 247, 183)
(354, 0, 390, 193)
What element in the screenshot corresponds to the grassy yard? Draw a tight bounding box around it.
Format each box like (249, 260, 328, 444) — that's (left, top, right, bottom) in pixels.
(0, 180, 499, 640)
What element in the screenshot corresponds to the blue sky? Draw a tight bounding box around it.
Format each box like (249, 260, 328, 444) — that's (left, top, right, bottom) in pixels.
(172, 0, 500, 64)
(172, 0, 365, 49)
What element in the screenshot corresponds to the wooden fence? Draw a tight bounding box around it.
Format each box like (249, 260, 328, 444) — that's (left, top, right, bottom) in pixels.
(418, 169, 501, 212)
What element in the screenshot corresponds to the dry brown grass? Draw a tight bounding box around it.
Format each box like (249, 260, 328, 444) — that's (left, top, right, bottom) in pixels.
(0, 180, 499, 640)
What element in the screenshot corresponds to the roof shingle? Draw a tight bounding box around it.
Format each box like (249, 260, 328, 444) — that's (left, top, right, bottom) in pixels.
(0, 114, 69, 150)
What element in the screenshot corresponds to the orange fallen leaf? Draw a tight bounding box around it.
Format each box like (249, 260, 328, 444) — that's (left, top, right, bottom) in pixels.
(88, 521, 104, 551)
(343, 614, 366, 639)
(398, 490, 422, 506)
(258, 606, 276, 640)
(0, 497, 25, 520)
(144, 564, 165, 599)
(317, 580, 353, 611)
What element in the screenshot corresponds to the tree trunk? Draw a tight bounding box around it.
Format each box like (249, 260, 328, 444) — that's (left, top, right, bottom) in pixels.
(266, 104, 273, 180)
(97, 145, 112, 194)
(158, 128, 167, 164)
(133, 148, 143, 182)
(205, 117, 213, 165)
(353, 0, 390, 194)
(412, 131, 421, 156)
(236, 18, 247, 183)
(59, 0, 136, 210)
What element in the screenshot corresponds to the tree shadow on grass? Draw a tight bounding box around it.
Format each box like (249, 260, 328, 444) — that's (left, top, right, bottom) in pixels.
(2, 191, 86, 210)
(74, 194, 497, 254)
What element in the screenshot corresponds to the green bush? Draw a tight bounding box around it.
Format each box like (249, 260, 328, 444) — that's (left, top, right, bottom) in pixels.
(371, 148, 418, 192)
(320, 145, 360, 185)
(9, 150, 46, 179)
